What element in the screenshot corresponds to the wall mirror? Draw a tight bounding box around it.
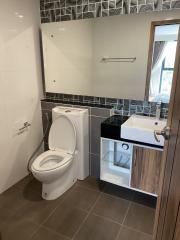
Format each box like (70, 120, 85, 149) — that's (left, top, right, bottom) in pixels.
(146, 20, 180, 103)
(41, 10, 180, 101)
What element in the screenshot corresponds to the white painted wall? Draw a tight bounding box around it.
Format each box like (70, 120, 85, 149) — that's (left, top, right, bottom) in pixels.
(0, 0, 43, 193)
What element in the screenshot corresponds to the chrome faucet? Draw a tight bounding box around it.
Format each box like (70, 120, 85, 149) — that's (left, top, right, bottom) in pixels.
(155, 102, 161, 120)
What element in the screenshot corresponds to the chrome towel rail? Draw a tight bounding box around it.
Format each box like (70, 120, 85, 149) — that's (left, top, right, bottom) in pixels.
(101, 57, 136, 63)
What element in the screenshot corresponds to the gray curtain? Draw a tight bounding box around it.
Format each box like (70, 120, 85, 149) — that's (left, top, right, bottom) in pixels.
(152, 41, 166, 68)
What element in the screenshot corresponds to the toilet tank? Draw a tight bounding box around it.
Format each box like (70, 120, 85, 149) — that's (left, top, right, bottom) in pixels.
(52, 106, 89, 180)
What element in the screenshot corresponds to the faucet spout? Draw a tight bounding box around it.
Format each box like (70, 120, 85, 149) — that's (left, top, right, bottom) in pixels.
(155, 102, 161, 120)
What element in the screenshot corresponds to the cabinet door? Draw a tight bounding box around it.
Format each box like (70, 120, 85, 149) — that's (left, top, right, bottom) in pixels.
(131, 146, 163, 194)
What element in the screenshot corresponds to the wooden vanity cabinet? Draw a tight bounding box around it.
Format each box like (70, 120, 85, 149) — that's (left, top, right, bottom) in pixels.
(131, 146, 163, 195)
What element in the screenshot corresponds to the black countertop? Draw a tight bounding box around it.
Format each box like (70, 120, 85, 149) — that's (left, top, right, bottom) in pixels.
(102, 115, 129, 126)
(101, 115, 128, 142)
(101, 115, 163, 149)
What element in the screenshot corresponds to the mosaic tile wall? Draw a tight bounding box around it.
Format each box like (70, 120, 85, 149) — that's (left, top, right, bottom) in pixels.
(45, 92, 169, 118)
(40, 0, 180, 23)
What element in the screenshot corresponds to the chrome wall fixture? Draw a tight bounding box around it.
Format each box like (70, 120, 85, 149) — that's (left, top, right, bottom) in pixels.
(18, 122, 31, 135)
(101, 57, 136, 63)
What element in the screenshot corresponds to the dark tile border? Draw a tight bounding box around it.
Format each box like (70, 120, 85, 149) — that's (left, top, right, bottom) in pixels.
(40, 0, 180, 23)
(43, 92, 169, 118)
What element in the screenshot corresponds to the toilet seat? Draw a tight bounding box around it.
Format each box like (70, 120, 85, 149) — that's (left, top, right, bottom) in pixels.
(31, 150, 73, 172)
(32, 114, 77, 173)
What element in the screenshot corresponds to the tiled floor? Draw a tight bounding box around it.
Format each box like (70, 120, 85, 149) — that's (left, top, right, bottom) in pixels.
(0, 175, 156, 240)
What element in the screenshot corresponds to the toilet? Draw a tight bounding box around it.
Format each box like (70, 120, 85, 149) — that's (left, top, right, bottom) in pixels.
(31, 106, 89, 200)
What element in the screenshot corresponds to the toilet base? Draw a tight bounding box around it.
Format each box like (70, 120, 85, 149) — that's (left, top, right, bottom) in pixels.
(42, 161, 77, 200)
(42, 178, 76, 200)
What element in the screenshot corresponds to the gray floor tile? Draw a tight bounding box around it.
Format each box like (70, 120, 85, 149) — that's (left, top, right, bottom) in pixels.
(14, 174, 33, 188)
(63, 185, 99, 211)
(74, 214, 120, 240)
(0, 185, 39, 213)
(13, 192, 64, 225)
(43, 202, 88, 238)
(92, 193, 130, 223)
(117, 226, 152, 240)
(124, 203, 155, 235)
(0, 176, 155, 239)
(12, 183, 76, 225)
(0, 217, 39, 240)
(31, 226, 69, 240)
(77, 176, 105, 192)
(15, 174, 42, 194)
(0, 207, 14, 226)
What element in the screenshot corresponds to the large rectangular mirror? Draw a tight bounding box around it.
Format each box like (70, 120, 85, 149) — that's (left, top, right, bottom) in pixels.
(41, 10, 180, 102)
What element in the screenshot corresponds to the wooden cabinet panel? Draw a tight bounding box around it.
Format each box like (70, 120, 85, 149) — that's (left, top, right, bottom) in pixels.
(131, 146, 163, 194)
(173, 202, 180, 240)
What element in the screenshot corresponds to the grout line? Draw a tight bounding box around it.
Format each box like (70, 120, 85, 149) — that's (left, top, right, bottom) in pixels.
(29, 184, 78, 239)
(115, 225, 122, 240)
(72, 190, 103, 239)
(38, 225, 71, 240)
(90, 152, 100, 156)
(90, 114, 110, 118)
(120, 224, 153, 237)
(92, 212, 122, 225)
(121, 200, 132, 226)
(114, 202, 153, 239)
(28, 222, 44, 240)
(90, 114, 110, 119)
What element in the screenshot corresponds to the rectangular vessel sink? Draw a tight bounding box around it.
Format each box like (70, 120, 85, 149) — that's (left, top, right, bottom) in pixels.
(121, 115, 167, 146)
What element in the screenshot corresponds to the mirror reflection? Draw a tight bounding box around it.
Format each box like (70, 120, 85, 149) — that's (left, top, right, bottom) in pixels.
(41, 11, 180, 102)
(147, 22, 179, 103)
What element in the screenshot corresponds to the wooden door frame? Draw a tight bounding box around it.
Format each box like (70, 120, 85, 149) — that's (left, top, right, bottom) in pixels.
(154, 25, 180, 240)
(144, 19, 180, 101)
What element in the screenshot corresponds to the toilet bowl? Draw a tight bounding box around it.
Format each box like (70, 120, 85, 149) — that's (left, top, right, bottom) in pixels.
(31, 113, 77, 200)
(31, 150, 73, 183)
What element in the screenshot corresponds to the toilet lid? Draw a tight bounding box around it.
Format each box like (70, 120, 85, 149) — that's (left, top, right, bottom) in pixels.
(49, 114, 76, 154)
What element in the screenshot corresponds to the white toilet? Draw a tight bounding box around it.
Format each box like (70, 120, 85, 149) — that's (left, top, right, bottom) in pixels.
(31, 106, 89, 200)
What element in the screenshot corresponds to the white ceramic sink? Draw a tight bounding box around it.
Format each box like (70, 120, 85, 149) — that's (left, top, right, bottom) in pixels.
(121, 115, 167, 146)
